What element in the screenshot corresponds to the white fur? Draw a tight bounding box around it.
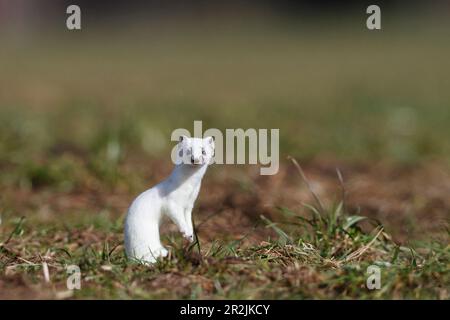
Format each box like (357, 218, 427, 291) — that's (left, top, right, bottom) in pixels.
(124, 136, 214, 264)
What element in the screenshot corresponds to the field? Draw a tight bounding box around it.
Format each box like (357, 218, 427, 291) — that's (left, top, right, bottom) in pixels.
(0, 18, 449, 299)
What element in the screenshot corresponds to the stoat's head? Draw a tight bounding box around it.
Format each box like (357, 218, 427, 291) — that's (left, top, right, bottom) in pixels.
(177, 135, 215, 166)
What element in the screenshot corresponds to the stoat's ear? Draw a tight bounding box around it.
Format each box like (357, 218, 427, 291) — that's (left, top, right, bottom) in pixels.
(179, 135, 189, 143)
(205, 136, 214, 145)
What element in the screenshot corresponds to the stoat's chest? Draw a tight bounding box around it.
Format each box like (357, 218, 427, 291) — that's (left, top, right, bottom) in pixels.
(168, 181, 200, 205)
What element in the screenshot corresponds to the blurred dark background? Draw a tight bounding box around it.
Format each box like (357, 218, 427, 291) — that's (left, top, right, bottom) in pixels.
(1, 1, 449, 31)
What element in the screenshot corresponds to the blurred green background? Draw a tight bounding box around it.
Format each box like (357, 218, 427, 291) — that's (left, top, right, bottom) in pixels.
(1, 1, 450, 192)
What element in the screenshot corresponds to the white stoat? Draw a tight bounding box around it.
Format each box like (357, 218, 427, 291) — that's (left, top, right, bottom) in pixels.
(124, 135, 215, 264)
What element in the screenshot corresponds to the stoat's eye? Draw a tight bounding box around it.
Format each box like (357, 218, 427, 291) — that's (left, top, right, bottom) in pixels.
(202, 148, 206, 155)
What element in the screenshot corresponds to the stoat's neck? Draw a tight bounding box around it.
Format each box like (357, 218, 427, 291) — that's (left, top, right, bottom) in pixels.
(169, 163, 208, 188)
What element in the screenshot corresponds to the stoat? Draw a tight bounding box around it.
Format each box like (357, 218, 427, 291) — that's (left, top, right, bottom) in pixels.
(124, 135, 214, 264)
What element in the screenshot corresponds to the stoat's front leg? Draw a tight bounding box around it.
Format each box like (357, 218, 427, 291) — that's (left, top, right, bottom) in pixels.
(166, 202, 193, 241)
(184, 205, 195, 243)
(183, 183, 201, 243)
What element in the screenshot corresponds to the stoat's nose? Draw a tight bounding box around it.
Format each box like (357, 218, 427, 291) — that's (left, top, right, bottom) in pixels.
(191, 156, 200, 164)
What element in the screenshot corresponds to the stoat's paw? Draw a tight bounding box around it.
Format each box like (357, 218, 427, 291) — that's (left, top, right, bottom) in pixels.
(182, 232, 195, 243)
(151, 247, 169, 259)
(159, 247, 169, 257)
(138, 255, 157, 265)
(135, 247, 169, 265)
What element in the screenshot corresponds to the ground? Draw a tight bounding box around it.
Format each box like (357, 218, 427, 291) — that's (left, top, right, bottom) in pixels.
(0, 158, 448, 299)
